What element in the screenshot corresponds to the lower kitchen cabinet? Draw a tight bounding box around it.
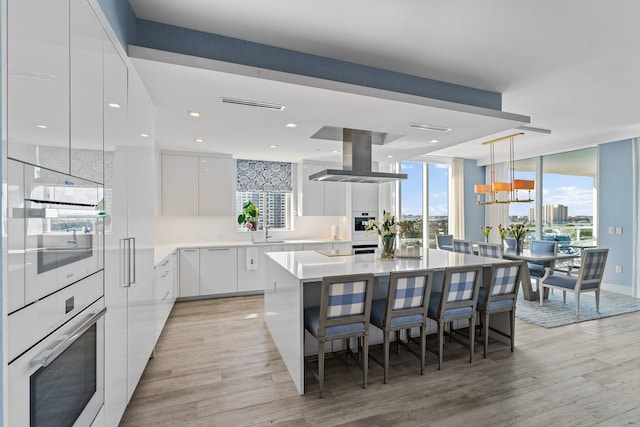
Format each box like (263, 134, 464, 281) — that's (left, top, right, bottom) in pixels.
(179, 248, 200, 297)
(104, 293, 128, 427)
(237, 246, 270, 292)
(127, 272, 156, 400)
(200, 247, 238, 295)
(155, 251, 176, 341)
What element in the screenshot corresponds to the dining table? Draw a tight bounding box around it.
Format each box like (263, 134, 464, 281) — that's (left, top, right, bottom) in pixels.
(502, 249, 580, 301)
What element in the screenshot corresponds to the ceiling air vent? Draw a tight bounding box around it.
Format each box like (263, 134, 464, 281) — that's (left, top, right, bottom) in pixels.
(407, 123, 452, 132)
(221, 97, 285, 111)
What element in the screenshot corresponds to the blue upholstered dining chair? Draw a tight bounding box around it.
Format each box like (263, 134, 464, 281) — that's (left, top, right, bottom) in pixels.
(436, 234, 454, 251)
(476, 261, 524, 358)
(369, 270, 433, 383)
(452, 239, 474, 255)
(504, 238, 517, 250)
(528, 240, 557, 291)
(303, 273, 374, 398)
(477, 242, 503, 259)
(540, 248, 609, 316)
(428, 265, 483, 370)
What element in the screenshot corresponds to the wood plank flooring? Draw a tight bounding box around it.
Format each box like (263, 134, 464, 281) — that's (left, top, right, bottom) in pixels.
(120, 295, 640, 426)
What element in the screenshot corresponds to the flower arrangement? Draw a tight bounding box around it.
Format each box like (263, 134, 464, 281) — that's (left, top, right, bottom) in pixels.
(498, 224, 509, 240)
(509, 223, 530, 241)
(480, 225, 492, 240)
(237, 201, 259, 231)
(365, 211, 399, 258)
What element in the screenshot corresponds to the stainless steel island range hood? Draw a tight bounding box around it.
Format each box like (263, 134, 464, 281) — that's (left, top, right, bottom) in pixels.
(309, 128, 408, 183)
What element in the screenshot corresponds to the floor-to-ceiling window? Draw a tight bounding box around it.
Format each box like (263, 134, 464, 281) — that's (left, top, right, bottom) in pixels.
(509, 147, 597, 248)
(396, 161, 449, 249)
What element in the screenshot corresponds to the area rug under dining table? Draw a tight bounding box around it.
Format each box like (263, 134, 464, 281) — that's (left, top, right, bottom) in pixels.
(515, 289, 640, 328)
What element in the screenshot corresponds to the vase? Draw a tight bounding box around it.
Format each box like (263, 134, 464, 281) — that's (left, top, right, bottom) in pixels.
(515, 238, 523, 254)
(484, 235, 489, 243)
(381, 234, 396, 259)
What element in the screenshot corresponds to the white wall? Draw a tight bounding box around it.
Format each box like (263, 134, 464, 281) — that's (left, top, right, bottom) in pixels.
(155, 215, 349, 244)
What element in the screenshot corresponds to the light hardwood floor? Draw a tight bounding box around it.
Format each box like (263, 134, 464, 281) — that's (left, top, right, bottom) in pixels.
(120, 295, 640, 426)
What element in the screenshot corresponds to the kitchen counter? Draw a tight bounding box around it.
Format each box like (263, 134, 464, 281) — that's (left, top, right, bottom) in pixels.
(154, 239, 350, 265)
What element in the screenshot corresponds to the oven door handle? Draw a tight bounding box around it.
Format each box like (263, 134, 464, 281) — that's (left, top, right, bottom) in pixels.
(31, 307, 107, 368)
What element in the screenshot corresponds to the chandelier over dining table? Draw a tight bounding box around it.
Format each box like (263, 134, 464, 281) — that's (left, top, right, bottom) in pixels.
(474, 132, 535, 205)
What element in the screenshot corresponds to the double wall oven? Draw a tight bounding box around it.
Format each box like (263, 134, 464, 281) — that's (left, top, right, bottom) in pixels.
(7, 160, 106, 426)
(352, 211, 379, 254)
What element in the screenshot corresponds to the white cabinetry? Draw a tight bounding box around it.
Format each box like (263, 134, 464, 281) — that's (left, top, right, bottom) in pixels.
(199, 157, 234, 216)
(162, 154, 234, 216)
(155, 251, 176, 341)
(179, 249, 200, 297)
(237, 246, 270, 292)
(104, 67, 157, 419)
(200, 247, 238, 295)
(7, 0, 105, 182)
(70, 0, 104, 182)
(162, 155, 198, 216)
(8, 0, 70, 171)
(298, 161, 346, 216)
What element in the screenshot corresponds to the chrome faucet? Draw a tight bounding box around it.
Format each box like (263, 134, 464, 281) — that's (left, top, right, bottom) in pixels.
(265, 224, 272, 241)
(68, 228, 78, 247)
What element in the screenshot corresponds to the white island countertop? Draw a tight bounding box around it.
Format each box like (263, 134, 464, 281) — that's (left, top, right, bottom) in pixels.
(266, 249, 501, 282)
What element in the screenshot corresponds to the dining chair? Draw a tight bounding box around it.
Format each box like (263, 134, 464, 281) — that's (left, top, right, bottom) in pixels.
(428, 265, 482, 370)
(369, 270, 433, 383)
(452, 239, 474, 255)
(528, 240, 557, 291)
(476, 261, 524, 357)
(436, 234, 454, 251)
(504, 238, 517, 250)
(540, 248, 609, 316)
(477, 242, 503, 259)
(304, 273, 374, 398)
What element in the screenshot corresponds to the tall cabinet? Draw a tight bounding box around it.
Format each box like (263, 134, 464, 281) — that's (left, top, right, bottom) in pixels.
(103, 44, 157, 427)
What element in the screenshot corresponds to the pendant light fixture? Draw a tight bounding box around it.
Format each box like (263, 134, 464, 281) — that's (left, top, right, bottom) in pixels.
(474, 132, 534, 204)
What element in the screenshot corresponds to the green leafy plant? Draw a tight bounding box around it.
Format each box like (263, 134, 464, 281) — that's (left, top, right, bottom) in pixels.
(237, 201, 259, 230)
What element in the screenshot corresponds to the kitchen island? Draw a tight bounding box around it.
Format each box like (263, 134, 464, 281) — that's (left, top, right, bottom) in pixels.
(264, 249, 505, 394)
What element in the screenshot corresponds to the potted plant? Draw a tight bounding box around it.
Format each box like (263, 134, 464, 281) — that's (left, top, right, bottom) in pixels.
(237, 201, 259, 231)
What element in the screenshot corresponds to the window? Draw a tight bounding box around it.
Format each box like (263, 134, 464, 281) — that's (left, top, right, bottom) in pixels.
(395, 161, 449, 249)
(509, 147, 597, 247)
(236, 160, 293, 231)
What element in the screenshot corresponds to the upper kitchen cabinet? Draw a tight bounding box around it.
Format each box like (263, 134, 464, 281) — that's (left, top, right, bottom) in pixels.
(8, 0, 70, 172)
(162, 154, 234, 216)
(162, 155, 199, 216)
(297, 160, 346, 216)
(199, 157, 234, 216)
(70, 0, 104, 182)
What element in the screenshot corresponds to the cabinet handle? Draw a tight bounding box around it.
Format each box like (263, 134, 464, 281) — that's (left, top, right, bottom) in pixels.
(161, 271, 170, 278)
(161, 259, 170, 266)
(183, 249, 197, 252)
(207, 248, 229, 251)
(161, 291, 170, 301)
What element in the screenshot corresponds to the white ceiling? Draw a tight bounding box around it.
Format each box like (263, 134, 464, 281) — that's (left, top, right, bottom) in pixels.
(128, 0, 640, 165)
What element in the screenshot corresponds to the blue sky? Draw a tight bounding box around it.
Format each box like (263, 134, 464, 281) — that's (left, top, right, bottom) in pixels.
(399, 162, 594, 219)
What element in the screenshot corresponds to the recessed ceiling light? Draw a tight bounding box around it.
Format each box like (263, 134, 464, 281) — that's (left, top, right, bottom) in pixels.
(201, 159, 207, 163)
(36, 124, 47, 129)
(332, 150, 340, 154)
(188, 111, 201, 118)
(139, 133, 150, 138)
(386, 155, 394, 158)
(194, 138, 204, 143)
(285, 122, 298, 128)
(221, 97, 285, 111)
(408, 123, 452, 132)
(269, 145, 278, 148)
(429, 139, 440, 143)
(107, 103, 121, 109)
